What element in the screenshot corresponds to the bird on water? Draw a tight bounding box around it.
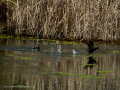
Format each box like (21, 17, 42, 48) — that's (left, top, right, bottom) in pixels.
(86, 41, 99, 55)
(32, 46, 40, 51)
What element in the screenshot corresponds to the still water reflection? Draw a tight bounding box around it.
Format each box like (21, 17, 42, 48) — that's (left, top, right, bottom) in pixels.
(0, 38, 120, 90)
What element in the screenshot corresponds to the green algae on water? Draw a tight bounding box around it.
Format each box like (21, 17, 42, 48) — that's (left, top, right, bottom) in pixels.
(6, 54, 14, 56)
(97, 71, 114, 74)
(84, 64, 96, 66)
(21, 57, 35, 59)
(77, 66, 84, 67)
(112, 50, 119, 53)
(51, 76, 60, 78)
(66, 58, 72, 59)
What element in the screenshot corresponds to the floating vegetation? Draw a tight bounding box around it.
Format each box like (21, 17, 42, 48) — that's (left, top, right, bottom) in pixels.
(66, 58, 72, 60)
(60, 41, 78, 44)
(82, 59, 88, 60)
(112, 79, 120, 80)
(40, 71, 102, 79)
(35, 51, 38, 52)
(77, 59, 81, 60)
(97, 71, 114, 74)
(77, 66, 84, 67)
(50, 87, 57, 89)
(14, 56, 35, 60)
(16, 85, 31, 88)
(59, 72, 102, 78)
(108, 50, 120, 54)
(51, 76, 60, 78)
(50, 72, 58, 74)
(84, 64, 96, 66)
(16, 36, 20, 39)
(81, 75, 102, 79)
(48, 39, 57, 42)
(94, 54, 102, 57)
(85, 55, 93, 57)
(21, 57, 35, 60)
(6, 54, 14, 56)
(29, 37, 34, 39)
(21, 37, 26, 40)
(50, 41, 78, 45)
(32, 39, 40, 40)
(15, 56, 21, 59)
(112, 50, 119, 53)
(40, 72, 48, 74)
(0, 34, 9, 38)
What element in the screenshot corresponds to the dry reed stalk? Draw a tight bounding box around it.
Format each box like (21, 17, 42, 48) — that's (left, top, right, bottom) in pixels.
(1, 0, 120, 41)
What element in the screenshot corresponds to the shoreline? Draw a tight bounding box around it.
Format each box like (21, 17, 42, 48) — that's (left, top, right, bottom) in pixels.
(0, 34, 120, 44)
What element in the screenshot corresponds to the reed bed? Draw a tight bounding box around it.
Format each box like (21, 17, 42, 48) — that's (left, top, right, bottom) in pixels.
(1, 0, 120, 41)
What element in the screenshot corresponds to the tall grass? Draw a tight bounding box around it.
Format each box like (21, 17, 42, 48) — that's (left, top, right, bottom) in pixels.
(1, 0, 120, 41)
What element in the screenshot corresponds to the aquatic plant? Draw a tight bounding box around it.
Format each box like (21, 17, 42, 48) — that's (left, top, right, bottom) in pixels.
(97, 71, 114, 74)
(112, 50, 119, 53)
(21, 57, 35, 60)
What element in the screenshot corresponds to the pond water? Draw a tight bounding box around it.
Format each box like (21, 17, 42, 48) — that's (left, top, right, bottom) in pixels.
(0, 38, 120, 90)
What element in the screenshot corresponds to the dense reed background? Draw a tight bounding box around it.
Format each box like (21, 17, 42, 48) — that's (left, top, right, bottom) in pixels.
(0, 0, 120, 41)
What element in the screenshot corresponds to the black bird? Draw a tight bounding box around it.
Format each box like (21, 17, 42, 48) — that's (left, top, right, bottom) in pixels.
(86, 41, 99, 55)
(32, 46, 40, 51)
(84, 56, 97, 68)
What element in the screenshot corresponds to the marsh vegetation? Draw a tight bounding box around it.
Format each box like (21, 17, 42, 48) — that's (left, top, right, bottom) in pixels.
(0, 0, 120, 41)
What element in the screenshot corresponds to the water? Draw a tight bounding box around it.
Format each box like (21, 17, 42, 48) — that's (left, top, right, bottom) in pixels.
(0, 38, 120, 90)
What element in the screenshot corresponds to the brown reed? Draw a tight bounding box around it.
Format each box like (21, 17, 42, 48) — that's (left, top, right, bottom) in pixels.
(0, 0, 120, 41)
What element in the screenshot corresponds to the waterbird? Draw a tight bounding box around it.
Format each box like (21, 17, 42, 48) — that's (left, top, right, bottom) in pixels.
(32, 46, 40, 51)
(86, 41, 99, 55)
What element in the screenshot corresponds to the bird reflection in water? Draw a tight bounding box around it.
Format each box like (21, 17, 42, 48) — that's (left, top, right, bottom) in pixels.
(84, 56, 97, 68)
